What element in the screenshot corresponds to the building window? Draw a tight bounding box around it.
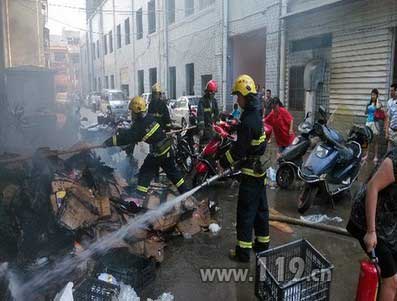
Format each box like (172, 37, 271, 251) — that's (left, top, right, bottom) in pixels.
(290, 34, 332, 53)
(71, 54, 79, 64)
(125, 18, 130, 45)
(117, 24, 122, 49)
(94, 78, 97, 91)
(199, 0, 214, 10)
(121, 84, 129, 97)
(185, 63, 194, 95)
(110, 75, 115, 89)
(98, 77, 102, 91)
(109, 31, 113, 53)
(288, 66, 305, 111)
(96, 40, 100, 58)
(201, 74, 212, 93)
(54, 52, 66, 62)
(393, 28, 397, 84)
(167, 0, 175, 25)
(168, 66, 176, 99)
(138, 70, 144, 95)
(92, 43, 95, 60)
(148, 0, 156, 34)
(185, 0, 194, 17)
(105, 76, 109, 89)
(136, 8, 143, 40)
(104, 35, 108, 55)
(149, 68, 157, 88)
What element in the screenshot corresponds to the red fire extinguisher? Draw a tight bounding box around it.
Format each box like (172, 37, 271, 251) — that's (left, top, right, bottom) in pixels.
(356, 250, 380, 301)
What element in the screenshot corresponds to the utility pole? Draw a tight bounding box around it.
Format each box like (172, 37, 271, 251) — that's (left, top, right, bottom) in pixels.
(131, 0, 136, 96)
(222, 0, 229, 111)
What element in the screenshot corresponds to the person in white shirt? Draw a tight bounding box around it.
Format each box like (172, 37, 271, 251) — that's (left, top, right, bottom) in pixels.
(385, 84, 397, 150)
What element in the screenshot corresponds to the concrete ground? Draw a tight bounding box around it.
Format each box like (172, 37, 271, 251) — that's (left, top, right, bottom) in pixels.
(141, 178, 369, 301)
(79, 107, 378, 301)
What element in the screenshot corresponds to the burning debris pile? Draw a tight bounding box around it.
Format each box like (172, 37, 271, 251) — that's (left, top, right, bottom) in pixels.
(0, 148, 213, 300)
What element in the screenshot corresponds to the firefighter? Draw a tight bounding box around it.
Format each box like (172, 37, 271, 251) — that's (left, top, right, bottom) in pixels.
(103, 96, 187, 199)
(148, 83, 172, 131)
(220, 74, 269, 262)
(197, 80, 219, 148)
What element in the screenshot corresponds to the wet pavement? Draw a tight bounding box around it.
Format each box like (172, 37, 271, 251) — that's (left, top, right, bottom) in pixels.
(141, 156, 379, 301)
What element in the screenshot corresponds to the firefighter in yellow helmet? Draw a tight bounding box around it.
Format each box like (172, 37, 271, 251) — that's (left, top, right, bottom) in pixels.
(148, 83, 173, 131)
(103, 96, 187, 199)
(219, 74, 269, 262)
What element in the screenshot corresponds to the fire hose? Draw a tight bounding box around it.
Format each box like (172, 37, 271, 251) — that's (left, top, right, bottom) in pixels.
(166, 126, 197, 136)
(0, 144, 106, 165)
(269, 214, 351, 237)
(0, 126, 197, 165)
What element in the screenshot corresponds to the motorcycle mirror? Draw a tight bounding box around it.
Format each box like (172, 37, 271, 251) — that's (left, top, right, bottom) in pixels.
(319, 106, 327, 119)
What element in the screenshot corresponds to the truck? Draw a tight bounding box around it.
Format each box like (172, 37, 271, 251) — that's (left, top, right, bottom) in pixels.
(0, 66, 79, 153)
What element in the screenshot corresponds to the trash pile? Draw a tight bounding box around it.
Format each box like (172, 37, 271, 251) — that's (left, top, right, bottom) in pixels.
(0, 148, 213, 299)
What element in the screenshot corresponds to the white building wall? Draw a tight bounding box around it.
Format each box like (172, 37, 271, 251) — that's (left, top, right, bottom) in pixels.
(91, 9, 104, 90)
(167, 0, 222, 100)
(285, 0, 397, 116)
(113, 0, 134, 95)
(84, 0, 282, 109)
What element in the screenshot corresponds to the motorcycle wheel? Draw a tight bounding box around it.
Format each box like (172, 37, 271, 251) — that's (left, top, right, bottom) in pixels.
(298, 184, 318, 214)
(178, 140, 194, 173)
(192, 170, 210, 187)
(276, 164, 295, 189)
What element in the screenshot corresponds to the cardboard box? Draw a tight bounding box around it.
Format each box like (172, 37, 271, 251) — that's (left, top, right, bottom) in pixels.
(176, 216, 201, 236)
(152, 211, 180, 231)
(144, 238, 166, 263)
(98, 197, 111, 217)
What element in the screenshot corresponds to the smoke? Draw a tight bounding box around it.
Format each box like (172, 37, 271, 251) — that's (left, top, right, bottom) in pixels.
(0, 96, 81, 155)
(0, 262, 23, 301)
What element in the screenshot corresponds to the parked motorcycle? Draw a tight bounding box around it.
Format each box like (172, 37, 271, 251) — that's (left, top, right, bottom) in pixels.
(192, 119, 237, 186)
(297, 107, 372, 214)
(171, 127, 196, 174)
(276, 112, 314, 189)
(192, 116, 272, 186)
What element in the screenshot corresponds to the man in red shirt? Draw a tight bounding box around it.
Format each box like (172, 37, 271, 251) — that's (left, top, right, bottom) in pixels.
(264, 97, 295, 156)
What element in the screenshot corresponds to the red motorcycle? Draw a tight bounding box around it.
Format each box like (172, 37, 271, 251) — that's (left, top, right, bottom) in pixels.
(192, 118, 272, 186)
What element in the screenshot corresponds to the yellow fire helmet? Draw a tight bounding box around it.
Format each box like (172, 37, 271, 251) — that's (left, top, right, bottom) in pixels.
(232, 74, 257, 96)
(129, 96, 147, 114)
(152, 83, 162, 93)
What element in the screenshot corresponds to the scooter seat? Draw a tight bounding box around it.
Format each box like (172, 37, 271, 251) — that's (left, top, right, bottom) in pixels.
(346, 142, 361, 159)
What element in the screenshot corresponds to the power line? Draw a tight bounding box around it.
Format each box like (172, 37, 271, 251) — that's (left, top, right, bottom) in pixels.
(42, 1, 200, 15)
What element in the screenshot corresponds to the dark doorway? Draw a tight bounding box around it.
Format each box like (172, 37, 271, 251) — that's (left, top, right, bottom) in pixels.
(288, 66, 305, 111)
(201, 74, 212, 94)
(185, 63, 194, 95)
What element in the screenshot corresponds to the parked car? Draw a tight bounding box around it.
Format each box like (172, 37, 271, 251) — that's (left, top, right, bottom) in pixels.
(100, 89, 129, 118)
(167, 99, 177, 122)
(141, 93, 152, 105)
(172, 96, 201, 128)
(85, 92, 101, 110)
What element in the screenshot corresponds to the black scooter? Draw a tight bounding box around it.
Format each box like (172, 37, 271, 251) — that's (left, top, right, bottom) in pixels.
(276, 112, 314, 189)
